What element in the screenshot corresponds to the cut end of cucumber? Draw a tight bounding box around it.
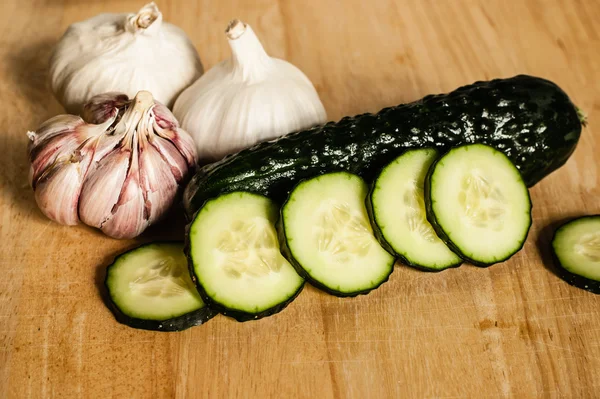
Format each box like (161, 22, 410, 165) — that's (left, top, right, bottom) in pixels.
(427, 144, 531, 266)
(282, 172, 394, 296)
(576, 234, 600, 262)
(370, 148, 462, 271)
(552, 216, 600, 293)
(216, 218, 285, 279)
(188, 192, 304, 320)
(128, 256, 196, 298)
(404, 179, 438, 242)
(457, 172, 508, 231)
(105, 242, 214, 330)
(314, 201, 374, 263)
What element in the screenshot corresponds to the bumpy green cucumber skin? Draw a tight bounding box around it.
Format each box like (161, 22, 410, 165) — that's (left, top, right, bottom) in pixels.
(365, 188, 463, 272)
(184, 75, 582, 216)
(423, 147, 533, 267)
(551, 216, 600, 295)
(105, 242, 218, 332)
(184, 194, 305, 323)
(107, 302, 216, 332)
(277, 177, 394, 297)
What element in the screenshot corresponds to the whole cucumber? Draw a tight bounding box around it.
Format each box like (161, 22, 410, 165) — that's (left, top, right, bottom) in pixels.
(184, 75, 583, 216)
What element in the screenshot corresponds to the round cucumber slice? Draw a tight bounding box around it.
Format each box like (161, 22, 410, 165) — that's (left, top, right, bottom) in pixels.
(368, 148, 462, 271)
(425, 144, 532, 266)
(105, 242, 216, 331)
(280, 172, 395, 296)
(552, 215, 600, 294)
(187, 192, 304, 322)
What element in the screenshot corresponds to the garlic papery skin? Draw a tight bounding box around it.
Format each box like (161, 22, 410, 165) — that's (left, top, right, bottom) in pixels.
(173, 19, 327, 163)
(27, 91, 197, 239)
(49, 2, 203, 114)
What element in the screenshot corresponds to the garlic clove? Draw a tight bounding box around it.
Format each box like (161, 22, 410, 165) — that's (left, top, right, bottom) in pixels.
(152, 102, 180, 129)
(152, 103, 197, 168)
(78, 147, 131, 228)
(28, 125, 88, 187)
(28, 112, 119, 187)
(101, 184, 148, 239)
(100, 138, 148, 239)
(81, 92, 129, 124)
(148, 134, 188, 182)
(138, 133, 178, 224)
(153, 123, 197, 169)
(34, 160, 85, 226)
(28, 115, 86, 147)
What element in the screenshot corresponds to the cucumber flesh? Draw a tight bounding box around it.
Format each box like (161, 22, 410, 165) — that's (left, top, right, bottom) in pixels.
(187, 192, 304, 321)
(280, 172, 394, 296)
(369, 148, 462, 271)
(105, 242, 216, 331)
(426, 144, 532, 266)
(552, 216, 600, 294)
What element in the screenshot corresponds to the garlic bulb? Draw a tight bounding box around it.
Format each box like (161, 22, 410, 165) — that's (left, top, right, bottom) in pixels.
(27, 91, 197, 239)
(49, 2, 203, 114)
(173, 19, 327, 163)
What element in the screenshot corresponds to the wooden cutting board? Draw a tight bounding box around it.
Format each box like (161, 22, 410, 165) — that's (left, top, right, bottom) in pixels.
(1, 0, 599, 397)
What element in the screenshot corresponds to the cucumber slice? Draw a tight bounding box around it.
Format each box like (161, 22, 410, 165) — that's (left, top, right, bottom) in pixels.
(280, 172, 395, 296)
(105, 242, 216, 331)
(425, 144, 532, 266)
(368, 148, 462, 271)
(187, 192, 304, 322)
(552, 215, 600, 294)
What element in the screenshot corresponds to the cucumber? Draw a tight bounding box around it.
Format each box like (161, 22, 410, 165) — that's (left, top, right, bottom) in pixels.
(184, 75, 582, 216)
(552, 216, 600, 294)
(425, 144, 532, 266)
(105, 242, 217, 331)
(187, 192, 304, 321)
(279, 172, 394, 296)
(367, 149, 462, 271)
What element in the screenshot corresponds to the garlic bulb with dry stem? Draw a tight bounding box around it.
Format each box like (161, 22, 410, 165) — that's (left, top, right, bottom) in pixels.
(173, 19, 327, 163)
(27, 91, 197, 239)
(49, 2, 203, 114)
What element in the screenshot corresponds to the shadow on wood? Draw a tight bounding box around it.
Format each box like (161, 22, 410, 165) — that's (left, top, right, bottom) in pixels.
(1, 38, 64, 223)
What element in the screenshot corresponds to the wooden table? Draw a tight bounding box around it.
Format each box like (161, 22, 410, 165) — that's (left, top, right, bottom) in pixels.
(1, 0, 599, 397)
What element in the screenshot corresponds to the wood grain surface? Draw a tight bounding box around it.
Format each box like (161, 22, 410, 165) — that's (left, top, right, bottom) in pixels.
(1, 0, 599, 397)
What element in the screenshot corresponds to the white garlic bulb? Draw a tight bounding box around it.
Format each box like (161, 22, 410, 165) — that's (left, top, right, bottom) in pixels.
(49, 2, 203, 114)
(27, 91, 197, 239)
(173, 19, 327, 163)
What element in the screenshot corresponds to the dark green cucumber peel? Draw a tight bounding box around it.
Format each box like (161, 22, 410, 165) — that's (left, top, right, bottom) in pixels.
(185, 261, 305, 323)
(423, 148, 533, 267)
(551, 216, 600, 295)
(185, 75, 582, 217)
(365, 191, 463, 273)
(107, 304, 216, 332)
(105, 242, 218, 332)
(186, 267, 304, 323)
(184, 195, 305, 323)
